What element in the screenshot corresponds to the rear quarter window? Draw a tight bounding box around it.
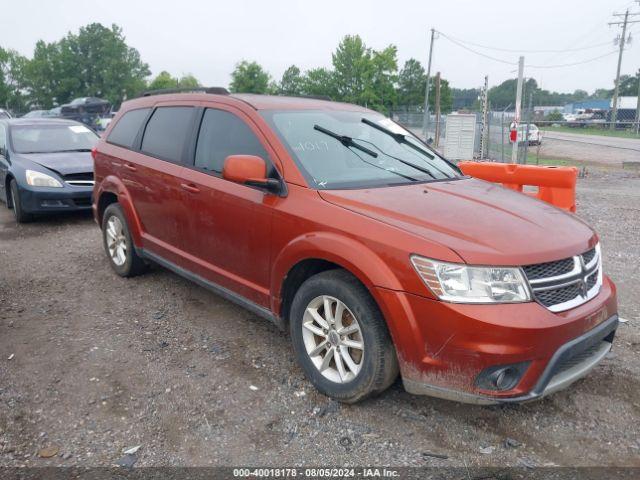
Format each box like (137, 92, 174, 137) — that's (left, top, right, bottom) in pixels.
(107, 108, 151, 148)
(141, 107, 194, 163)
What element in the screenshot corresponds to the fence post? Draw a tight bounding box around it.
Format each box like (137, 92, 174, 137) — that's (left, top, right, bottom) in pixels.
(434, 72, 441, 148)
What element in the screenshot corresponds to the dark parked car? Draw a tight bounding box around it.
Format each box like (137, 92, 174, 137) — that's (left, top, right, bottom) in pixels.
(60, 97, 111, 129)
(0, 118, 99, 222)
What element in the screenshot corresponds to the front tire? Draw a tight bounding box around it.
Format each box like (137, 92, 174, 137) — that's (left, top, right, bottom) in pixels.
(102, 203, 147, 277)
(289, 270, 398, 403)
(9, 179, 33, 223)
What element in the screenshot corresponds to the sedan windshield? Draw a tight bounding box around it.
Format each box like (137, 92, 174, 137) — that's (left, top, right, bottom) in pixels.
(261, 110, 461, 189)
(10, 124, 98, 154)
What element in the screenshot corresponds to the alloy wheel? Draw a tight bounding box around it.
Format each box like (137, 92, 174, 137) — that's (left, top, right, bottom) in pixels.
(301, 295, 364, 383)
(105, 215, 127, 266)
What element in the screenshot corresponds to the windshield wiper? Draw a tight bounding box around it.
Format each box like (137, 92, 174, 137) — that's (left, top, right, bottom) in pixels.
(314, 125, 378, 158)
(48, 148, 93, 153)
(361, 118, 434, 159)
(361, 118, 459, 178)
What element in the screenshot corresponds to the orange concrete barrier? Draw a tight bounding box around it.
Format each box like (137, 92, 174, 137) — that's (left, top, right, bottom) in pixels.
(458, 162, 579, 212)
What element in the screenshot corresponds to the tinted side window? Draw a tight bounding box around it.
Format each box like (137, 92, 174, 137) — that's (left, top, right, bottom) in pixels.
(0, 125, 6, 151)
(195, 109, 270, 173)
(141, 107, 194, 163)
(107, 108, 150, 148)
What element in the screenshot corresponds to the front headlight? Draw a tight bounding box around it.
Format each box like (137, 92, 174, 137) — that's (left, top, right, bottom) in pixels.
(411, 255, 531, 304)
(25, 170, 63, 188)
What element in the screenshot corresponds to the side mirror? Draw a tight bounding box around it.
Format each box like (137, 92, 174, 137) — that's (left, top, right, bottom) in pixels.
(222, 155, 281, 194)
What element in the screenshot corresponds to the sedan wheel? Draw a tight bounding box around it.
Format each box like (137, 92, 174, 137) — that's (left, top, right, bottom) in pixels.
(302, 295, 364, 383)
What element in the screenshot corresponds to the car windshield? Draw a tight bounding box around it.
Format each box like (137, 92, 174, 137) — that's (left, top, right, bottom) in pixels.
(261, 110, 461, 189)
(10, 124, 99, 154)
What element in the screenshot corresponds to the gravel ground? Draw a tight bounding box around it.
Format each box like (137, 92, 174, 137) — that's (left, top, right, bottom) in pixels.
(0, 169, 639, 468)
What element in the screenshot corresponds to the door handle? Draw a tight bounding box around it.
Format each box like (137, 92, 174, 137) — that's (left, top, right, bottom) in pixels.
(180, 183, 200, 194)
(124, 163, 137, 172)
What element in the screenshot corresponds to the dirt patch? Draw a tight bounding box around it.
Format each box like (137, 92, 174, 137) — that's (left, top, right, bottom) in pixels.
(0, 170, 639, 467)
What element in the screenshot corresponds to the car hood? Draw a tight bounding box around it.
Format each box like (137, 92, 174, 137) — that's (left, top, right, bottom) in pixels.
(318, 177, 596, 266)
(16, 152, 93, 176)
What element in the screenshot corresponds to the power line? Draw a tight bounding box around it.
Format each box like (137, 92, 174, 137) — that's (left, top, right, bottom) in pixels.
(436, 32, 518, 65)
(527, 50, 620, 69)
(435, 32, 613, 54)
(438, 31, 622, 70)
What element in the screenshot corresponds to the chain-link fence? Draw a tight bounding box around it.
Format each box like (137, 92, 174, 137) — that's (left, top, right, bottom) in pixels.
(392, 95, 640, 169)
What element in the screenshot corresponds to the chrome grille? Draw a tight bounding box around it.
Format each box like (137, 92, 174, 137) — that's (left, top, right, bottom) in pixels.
(582, 248, 597, 265)
(522, 257, 574, 280)
(64, 172, 94, 187)
(522, 245, 602, 313)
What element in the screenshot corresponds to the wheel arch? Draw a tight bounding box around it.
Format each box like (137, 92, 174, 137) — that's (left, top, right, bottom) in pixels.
(5, 173, 15, 207)
(272, 232, 403, 324)
(95, 175, 144, 247)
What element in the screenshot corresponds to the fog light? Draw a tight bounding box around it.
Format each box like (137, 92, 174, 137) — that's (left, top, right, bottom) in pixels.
(41, 200, 65, 207)
(475, 362, 530, 391)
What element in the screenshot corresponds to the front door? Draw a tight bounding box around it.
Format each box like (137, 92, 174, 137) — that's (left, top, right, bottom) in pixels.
(179, 107, 280, 308)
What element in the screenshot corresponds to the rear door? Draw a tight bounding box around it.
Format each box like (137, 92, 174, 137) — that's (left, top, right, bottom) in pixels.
(117, 105, 196, 263)
(178, 106, 281, 307)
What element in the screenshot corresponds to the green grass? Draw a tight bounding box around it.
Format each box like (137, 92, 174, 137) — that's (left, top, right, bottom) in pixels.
(524, 155, 578, 167)
(540, 125, 640, 139)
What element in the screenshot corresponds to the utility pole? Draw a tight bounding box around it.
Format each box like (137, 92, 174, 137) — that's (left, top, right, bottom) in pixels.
(635, 69, 640, 134)
(423, 28, 436, 140)
(479, 75, 489, 160)
(609, 9, 640, 130)
(523, 93, 533, 165)
(434, 72, 442, 148)
(511, 56, 525, 164)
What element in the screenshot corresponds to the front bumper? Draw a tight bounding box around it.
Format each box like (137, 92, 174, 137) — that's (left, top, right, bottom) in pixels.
(403, 314, 617, 404)
(374, 275, 618, 404)
(18, 184, 93, 213)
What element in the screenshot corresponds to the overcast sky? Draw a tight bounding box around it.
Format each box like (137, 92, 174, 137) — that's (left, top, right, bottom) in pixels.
(4, 0, 639, 94)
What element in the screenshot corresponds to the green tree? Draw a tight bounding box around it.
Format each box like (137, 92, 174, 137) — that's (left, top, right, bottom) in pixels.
(572, 89, 589, 101)
(617, 73, 639, 96)
(370, 45, 398, 111)
(450, 87, 481, 110)
(24, 23, 149, 107)
(331, 35, 373, 105)
(229, 60, 271, 94)
(546, 110, 564, 121)
(278, 65, 304, 96)
(178, 74, 200, 88)
(431, 78, 453, 114)
(300, 68, 336, 98)
(148, 71, 177, 90)
(331, 35, 399, 111)
(397, 58, 426, 106)
(148, 71, 200, 90)
(0, 47, 29, 113)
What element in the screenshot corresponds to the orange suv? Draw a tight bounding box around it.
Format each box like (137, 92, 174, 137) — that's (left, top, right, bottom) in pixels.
(92, 88, 618, 404)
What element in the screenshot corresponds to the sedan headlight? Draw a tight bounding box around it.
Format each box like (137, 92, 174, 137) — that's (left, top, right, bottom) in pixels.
(25, 170, 63, 188)
(411, 255, 531, 304)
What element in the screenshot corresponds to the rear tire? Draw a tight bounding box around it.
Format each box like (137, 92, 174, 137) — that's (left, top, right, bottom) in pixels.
(289, 269, 398, 403)
(102, 203, 147, 277)
(9, 180, 33, 223)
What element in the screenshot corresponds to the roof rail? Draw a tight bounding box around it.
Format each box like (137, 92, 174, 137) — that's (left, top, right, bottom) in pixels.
(295, 94, 332, 101)
(140, 87, 230, 97)
(277, 94, 332, 102)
